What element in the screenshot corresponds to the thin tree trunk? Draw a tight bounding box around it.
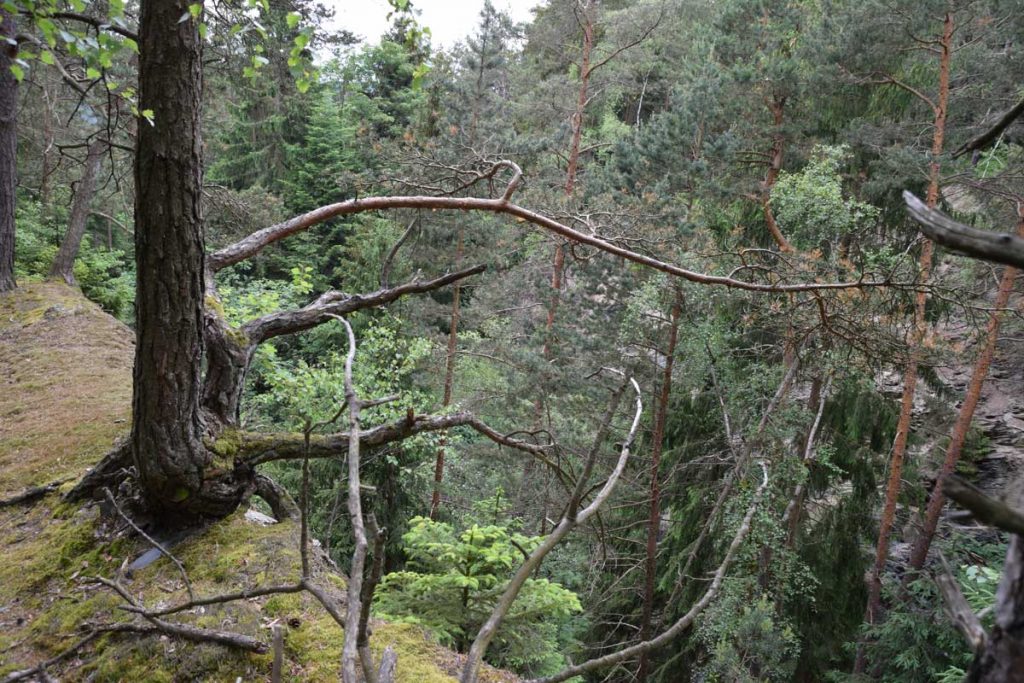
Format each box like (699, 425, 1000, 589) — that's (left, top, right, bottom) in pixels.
(0, 9, 17, 293)
(430, 227, 464, 519)
(131, 0, 223, 519)
(857, 11, 952, 671)
(762, 94, 793, 253)
(50, 140, 105, 284)
(907, 212, 1024, 571)
(637, 288, 682, 682)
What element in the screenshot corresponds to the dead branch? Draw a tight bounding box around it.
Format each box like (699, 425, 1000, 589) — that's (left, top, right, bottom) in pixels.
(460, 375, 643, 683)
(528, 463, 771, 683)
(379, 219, 419, 288)
(102, 488, 194, 601)
(904, 191, 1024, 269)
(953, 94, 1024, 158)
(94, 577, 268, 653)
(942, 475, 1024, 535)
(242, 410, 553, 467)
(209, 184, 888, 294)
(242, 265, 487, 344)
(0, 624, 160, 683)
(0, 479, 67, 508)
(935, 551, 987, 652)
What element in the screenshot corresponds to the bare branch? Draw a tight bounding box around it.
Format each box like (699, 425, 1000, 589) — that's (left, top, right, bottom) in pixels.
(528, 463, 771, 683)
(379, 219, 419, 289)
(460, 376, 643, 683)
(953, 95, 1024, 158)
(242, 265, 487, 344)
(904, 191, 1024, 269)
(209, 189, 887, 294)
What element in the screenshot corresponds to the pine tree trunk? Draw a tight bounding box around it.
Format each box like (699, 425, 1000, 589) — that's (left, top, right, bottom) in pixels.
(858, 11, 952, 669)
(50, 140, 105, 284)
(637, 288, 682, 682)
(131, 0, 246, 520)
(762, 94, 793, 253)
(907, 212, 1024, 571)
(0, 9, 18, 293)
(967, 535, 1024, 682)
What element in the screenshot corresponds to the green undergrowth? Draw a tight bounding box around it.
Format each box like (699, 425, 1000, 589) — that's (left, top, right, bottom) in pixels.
(0, 284, 505, 682)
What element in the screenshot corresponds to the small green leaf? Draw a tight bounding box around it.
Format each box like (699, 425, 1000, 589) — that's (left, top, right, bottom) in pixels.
(123, 37, 138, 53)
(286, 11, 300, 28)
(293, 33, 309, 49)
(296, 78, 310, 93)
(9, 63, 24, 82)
(106, 80, 118, 91)
(198, 22, 207, 39)
(86, 66, 101, 79)
(188, 3, 202, 18)
(141, 109, 155, 125)
(39, 50, 55, 65)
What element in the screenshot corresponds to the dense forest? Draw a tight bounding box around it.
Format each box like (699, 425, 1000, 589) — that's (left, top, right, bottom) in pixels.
(2, 0, 1024, 681)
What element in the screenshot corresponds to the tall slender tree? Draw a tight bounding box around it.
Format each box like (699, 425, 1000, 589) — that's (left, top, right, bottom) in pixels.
(0, 9, 17, 293)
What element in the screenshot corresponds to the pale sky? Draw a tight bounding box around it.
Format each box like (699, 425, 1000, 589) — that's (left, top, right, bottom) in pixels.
(330, 0, 538, 48)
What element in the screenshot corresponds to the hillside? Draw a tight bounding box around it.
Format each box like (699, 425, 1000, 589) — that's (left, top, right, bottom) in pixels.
(0, 283, 502, 682)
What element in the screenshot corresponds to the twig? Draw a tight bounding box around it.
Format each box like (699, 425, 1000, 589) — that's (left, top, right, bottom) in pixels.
(0, 479, 67, 508)
(103, 488, 194, 601)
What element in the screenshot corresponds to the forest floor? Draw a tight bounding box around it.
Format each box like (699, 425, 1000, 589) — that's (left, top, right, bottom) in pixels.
(0, 282, 514, 682)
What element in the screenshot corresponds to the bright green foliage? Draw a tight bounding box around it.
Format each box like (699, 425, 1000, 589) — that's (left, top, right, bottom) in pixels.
(698, 594, 800, 682)
(771, 145, 880, 252)
(374, 507, 582, 676)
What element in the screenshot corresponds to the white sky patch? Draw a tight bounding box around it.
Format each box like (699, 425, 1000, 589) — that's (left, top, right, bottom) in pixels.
(330, 0, 538, 49)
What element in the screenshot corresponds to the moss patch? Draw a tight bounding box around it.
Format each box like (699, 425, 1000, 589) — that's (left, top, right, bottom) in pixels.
(0, 284, 521, 682)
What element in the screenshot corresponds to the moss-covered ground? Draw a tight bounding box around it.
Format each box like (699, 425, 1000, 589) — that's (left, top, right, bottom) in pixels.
(0, 283, 517, 682)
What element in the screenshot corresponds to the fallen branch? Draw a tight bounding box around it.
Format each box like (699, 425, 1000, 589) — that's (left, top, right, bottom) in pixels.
(0, 479, 67, 508)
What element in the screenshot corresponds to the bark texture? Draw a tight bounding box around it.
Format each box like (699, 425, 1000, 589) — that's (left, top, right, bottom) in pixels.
(50, 140, 105, 284)
(131, 0, 231, 518)
(0, 9, 17, 293)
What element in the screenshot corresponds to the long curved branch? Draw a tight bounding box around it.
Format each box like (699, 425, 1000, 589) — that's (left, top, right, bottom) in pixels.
(242, 264, 487, 344)
(210, 187, 886, 294)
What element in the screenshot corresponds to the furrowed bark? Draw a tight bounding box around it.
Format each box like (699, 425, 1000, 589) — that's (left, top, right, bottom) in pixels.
(50, 140, 105, 284)
(907, 213, 1024, 571)
(131, 0, 220, 519)
(0, 9, 17, 293)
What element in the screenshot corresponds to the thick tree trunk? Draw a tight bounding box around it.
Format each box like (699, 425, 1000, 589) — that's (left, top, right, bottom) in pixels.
(131, 0, 245, 520)
(0, 10, 18, 293)
(637, 289, 682, 682)
(49, 140, 105, 284)
(858, 11, 952, 669)
(907, 213, 1024, 571)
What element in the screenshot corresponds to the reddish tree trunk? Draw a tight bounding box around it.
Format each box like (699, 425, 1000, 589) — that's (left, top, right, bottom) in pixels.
(859, 11, 952, 668)
(762, 94, 794, 253)
(50, 140, 105, 284)
(637, 289, 682, 682)
(908, 213, 1024, 571)
(0, 9, 17, 293)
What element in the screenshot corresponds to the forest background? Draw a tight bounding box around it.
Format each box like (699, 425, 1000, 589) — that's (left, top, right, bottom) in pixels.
(2, 0, 1024, 681)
